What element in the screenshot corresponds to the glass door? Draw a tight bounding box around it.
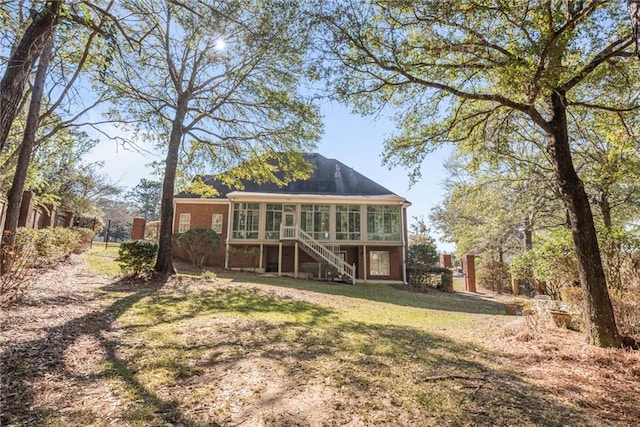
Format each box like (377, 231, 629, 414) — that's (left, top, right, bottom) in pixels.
(284, 212, 295, 227)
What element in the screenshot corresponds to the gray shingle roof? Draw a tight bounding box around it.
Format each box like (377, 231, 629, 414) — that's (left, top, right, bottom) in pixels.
(175, 153, 401, 198)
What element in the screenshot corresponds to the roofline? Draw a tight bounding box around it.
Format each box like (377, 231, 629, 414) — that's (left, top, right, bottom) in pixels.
(226, 191, 408, 204)
(174, 193, 411, 207)
(174, 198, 229, 204)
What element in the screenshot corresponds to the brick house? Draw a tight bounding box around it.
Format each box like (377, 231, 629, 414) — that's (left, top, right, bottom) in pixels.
(173, 153, 411, 284)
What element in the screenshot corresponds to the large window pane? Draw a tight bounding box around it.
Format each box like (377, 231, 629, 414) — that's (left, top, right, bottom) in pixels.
(265, 203, 283, 239)
(178, 213, 191, 233)
(300, 204, 330, 240)
(232, 202, 260, 239)
(370, 251, 390, 276)
(366, 205, 400, 241)
(336, 204, 361, 240)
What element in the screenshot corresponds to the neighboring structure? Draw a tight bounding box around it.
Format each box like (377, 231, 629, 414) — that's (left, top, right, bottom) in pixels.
(439, 253, 453, 268)
(0, 191, 71, 231)
(173, 153, 411, 284)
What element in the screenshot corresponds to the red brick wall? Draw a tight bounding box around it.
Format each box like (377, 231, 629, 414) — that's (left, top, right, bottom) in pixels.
(228, 244, 261, 269)
(173, 201, 229, 267)
(172, 200, 407, 281)
(365, 246, 403, 281)
(131, 217, 146, 240)
(18, 191, 35, 228)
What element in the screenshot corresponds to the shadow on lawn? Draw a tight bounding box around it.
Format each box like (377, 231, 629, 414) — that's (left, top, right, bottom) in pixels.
(212, 269, 508, 315)
(118, 286, 607, 426)
(2, 274, 628, 426)
(0, 275, 206, 427)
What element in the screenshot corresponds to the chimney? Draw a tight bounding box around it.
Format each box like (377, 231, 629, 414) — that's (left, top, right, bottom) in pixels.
(334, 164, 345, 194)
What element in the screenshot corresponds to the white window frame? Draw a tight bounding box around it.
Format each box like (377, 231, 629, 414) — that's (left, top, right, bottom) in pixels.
(370, 250, 390, 276)
(211, 213, 223, 234)
(178, 213, 191, 233)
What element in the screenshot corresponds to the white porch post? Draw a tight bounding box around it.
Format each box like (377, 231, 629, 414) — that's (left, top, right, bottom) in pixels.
(259, 244, 263, 271)
(294, 241, 299, 278)
(225, 201, 233, 269)
(401, 203, 408, 285)
(363, 245, 368, 283)
(278, 241, 283, 277)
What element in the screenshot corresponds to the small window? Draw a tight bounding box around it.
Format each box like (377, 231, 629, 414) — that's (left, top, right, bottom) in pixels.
(370, 251, 390, 276)
(211, 214, 223, 234)
(178, 213, 191, 233)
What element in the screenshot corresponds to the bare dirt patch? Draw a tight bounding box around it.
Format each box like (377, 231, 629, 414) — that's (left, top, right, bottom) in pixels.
(2, 258, 639, 426)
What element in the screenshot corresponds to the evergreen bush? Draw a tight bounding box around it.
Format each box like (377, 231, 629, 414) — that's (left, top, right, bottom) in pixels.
(118, 240, 158, 276)
(176, 228, 220, 267)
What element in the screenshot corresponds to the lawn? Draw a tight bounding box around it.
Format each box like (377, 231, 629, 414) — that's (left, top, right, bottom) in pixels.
(1, 248, 639, 426)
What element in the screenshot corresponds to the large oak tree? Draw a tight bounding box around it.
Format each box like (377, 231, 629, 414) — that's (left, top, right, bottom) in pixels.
(104, 0, 321, 274)
(319, 1, 640, 347)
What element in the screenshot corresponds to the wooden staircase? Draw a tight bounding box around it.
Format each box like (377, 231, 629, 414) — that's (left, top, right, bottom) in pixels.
(280, 225, 355, 284)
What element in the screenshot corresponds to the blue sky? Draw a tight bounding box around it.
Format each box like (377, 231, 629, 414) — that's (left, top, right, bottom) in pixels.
(86, 101, 454, 252)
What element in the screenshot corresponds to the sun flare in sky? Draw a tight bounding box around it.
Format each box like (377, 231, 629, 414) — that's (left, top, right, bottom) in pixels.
(214, 38, 226, 50)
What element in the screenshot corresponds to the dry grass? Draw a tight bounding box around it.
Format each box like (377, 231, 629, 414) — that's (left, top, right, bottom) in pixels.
(1, 252, 639, 426)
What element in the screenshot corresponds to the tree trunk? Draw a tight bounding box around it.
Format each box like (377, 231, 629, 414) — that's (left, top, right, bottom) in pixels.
(1, 36, 54, 274)
(0, 1, 62, 154)
(523, 215, 533, 250)
(547, 90, 621, 347)
(629, 0, 640, 59)
(598, 194, 612, 230)
(154, 102, 187, 275)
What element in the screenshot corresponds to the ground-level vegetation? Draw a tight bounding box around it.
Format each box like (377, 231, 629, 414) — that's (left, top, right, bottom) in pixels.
(1, 247, 638, 426)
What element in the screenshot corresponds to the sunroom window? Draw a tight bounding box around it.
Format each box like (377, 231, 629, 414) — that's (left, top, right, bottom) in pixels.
(232, 203, 259, 239)
(367, 205, 400, 241)
(336, 204, 361, 240)
(300, 204, 330, 240)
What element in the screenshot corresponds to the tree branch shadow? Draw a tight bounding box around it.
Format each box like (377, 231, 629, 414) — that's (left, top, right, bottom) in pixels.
(0, 274, 205, 426)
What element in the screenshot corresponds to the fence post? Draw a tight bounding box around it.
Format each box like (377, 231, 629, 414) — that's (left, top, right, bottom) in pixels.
(131, 217, 146, 240)
(18, 190, 35, 228)
(105, 219, 111, 249)
(463, 254, 477, 293)
(64, 211, 74, 227)
(439, 253, 452, 268)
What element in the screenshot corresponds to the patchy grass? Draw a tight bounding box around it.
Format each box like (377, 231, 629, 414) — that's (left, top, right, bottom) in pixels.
(111, 282, 499, 425)
(79, 245, 121, 276)
(2, 257, 639, 426)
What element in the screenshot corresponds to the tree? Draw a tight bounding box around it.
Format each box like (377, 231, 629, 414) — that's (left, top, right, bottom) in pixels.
(570, 109, 640, 230)
(95, 198, 135, 242)
(125, 178, 161, 220)
(319, 1, 640, 347)
(0, 0, 120, 273)
(407, 216, 438, 268)
(104, 0, 321, 274)
(1, 33, 54, 273)
(630, 0, 640, 58)
(431, 137, 565, 259)
(0, 1, 62, 153)
(176, 228, 220, 267)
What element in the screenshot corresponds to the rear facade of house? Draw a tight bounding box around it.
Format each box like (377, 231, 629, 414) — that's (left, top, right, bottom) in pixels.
(173, 153, 410, 284)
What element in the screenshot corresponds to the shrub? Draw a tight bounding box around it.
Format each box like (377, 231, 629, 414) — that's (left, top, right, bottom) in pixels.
(9, 227, 85, 268)
(144, 221, 161, 243)
(118, 240, 158, 276)
(201, 270, 217, 279)
(510, 229, 578, 298)
(1, 226, 93, 306)
(73, 228, 95, 253)
(1, 230, 36, 306)
(408, 243, 438, 269)
(478, 259, 510, 294)
(408, 266, 451, 291)
(612, 291, 640, 339)
(176, 228, 220, 267)
(229, 246, 260, 272)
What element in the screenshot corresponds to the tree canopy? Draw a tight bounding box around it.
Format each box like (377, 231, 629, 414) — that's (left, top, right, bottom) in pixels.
(102, 0, 322, 273)
(317, 0, 640, 347)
